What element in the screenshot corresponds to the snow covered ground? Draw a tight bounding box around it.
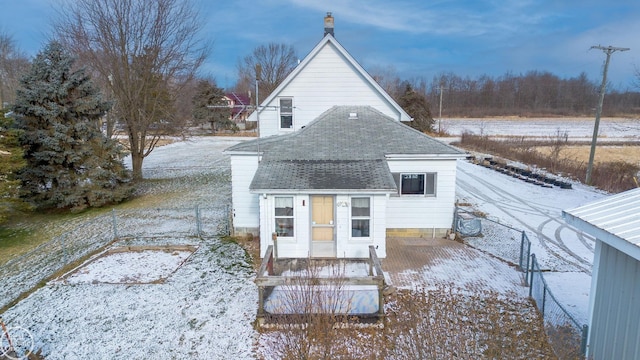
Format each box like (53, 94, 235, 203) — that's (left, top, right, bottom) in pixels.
(1, 129, 613, 358)
(456, 160, 605, 324)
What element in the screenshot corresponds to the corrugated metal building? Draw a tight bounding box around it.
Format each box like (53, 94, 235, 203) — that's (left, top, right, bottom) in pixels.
(563, 188, 640, 360)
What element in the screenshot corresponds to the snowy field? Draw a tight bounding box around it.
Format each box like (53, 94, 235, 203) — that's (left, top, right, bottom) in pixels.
(441, 116, 640, 140)
(1, 125, 614, 357)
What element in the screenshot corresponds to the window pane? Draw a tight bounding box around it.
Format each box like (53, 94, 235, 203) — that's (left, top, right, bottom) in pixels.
(275, 218, 294, 237)
(280, 115, 293, 128)
(352, 198, 370, 216)
(401, 174, 425, 195)
(280, 98, 292, 112)
(275, 197, 293, 215)
(352, 220, 370, 237)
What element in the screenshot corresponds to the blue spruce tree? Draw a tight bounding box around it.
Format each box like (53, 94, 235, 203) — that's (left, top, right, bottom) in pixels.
(14, 41, 132, 211)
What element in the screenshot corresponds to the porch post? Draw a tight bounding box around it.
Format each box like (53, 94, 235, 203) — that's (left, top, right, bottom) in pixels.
(272, 232, 278, 260)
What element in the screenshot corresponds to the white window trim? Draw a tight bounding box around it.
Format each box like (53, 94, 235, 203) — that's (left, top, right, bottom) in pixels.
(274, 196, 294, 238)
(279, 97, 294, 130)
(399, 172, 437, 197)
(350, 197, 371, 239)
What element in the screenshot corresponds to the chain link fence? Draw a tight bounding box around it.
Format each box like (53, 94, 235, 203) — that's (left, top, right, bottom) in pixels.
(529, 254, 588, 359)
(454, 207, 530, 273)
(0, 205, 231, 310)
(454, 207, 587, 358)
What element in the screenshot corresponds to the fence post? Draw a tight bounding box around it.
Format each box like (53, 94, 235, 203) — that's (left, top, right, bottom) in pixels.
(227, 204, 232, 236)
(453, 207, 458, 232)
(111, 209, 119, 240)
(61, 233, 68, 264)
(529, 254, 536, 297)
(580, 324, 589, 357)
(519, 231, 525, 271)
(195, 204, 201, 237)
(526, 239, 531, 282)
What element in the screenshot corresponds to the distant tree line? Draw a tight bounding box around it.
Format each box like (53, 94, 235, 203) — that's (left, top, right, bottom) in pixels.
(373, 68, 640, 117)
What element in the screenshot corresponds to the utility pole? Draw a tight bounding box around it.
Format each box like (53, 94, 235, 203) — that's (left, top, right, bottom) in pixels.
(438, 84, 443, 134)
(585, 45, 630, 185)
(255, 63, 262, 159)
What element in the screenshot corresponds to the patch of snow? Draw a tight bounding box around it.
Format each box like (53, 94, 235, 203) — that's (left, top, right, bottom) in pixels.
(397, 247, 528, 298)
(61, 249, 193, 284)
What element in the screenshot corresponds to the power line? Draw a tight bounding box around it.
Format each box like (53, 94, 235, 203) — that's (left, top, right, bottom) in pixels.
(585, 45, 630, 185)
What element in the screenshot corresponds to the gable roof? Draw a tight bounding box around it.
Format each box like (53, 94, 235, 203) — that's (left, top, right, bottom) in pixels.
(248, 34, 411, 122)
(228, 105, 465, 193)
(224, 92, 251, 116)
(563, 188, 640, 261)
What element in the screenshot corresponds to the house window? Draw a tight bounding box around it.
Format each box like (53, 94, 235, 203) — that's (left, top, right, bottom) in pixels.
(351, 197, 370, 237)
(396, 173, 436, 196)
(279, 98, 293, 129)
(275, 197, 294, 237)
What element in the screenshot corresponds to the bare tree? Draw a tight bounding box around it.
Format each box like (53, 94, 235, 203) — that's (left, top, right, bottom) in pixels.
(370, 65, 404, 100)
(236, 43, 297, 103)
(0, 32, 30, 107)
(54, 0, 207, 180)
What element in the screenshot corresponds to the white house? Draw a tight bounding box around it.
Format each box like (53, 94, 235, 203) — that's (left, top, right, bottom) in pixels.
(226, 15, 465, 259)
(563, 188, 640, 360)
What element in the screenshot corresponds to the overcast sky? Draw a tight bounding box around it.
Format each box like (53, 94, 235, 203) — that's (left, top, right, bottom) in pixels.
(3, 0, 639, 90)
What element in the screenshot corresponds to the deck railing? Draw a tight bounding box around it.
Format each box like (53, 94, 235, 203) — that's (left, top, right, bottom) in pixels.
(255, 245, 386, 322)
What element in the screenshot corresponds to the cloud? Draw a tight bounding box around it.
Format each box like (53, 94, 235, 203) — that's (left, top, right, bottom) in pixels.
(285, 0, 559, 38)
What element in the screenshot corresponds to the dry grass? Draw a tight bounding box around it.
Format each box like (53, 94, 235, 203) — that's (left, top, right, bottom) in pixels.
(258, 286, 557, 359)
(535, 145, 640, 165)
(457, 133, 640, 193)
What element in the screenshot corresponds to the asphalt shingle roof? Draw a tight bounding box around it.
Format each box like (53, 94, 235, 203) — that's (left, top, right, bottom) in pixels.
(228, 106, 463, 159)
(226, 106, 465, 191)
(250, 159, 397, 191)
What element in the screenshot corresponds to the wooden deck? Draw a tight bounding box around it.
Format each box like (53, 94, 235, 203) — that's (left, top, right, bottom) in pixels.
(255, 245, 385, 323)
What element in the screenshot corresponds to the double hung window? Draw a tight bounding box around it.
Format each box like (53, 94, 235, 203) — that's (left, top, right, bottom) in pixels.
(351, 197, 370, 237)
(275, 197, 294, 237)
(279, 98, 293, 129)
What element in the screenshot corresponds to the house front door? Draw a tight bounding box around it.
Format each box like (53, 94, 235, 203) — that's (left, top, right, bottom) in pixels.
(311, 195, 335, 257)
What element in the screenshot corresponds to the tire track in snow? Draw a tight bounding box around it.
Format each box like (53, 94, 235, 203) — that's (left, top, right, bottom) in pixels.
(457, 165, 592, 273)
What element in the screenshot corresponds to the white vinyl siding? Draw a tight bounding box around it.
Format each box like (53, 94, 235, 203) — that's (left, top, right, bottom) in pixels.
(386, 159, 457, 230)
(254, 41, 406, 137)
(229, 154, 260, 233)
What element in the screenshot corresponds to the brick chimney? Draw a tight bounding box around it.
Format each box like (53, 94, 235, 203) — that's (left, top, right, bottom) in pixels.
(324, 12, 334, 37)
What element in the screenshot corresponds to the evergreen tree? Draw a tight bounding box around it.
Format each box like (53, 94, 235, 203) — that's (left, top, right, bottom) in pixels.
(13, 41, 132, 211)
(192, 79, 233, 133)
(0, 110, 31, 222)
(399, 82, 435, 133)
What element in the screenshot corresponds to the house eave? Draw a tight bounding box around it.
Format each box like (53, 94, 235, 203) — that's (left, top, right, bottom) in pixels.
(385, 154, 465, 160)
(250, 189, 396, 195)
(225, 150, 262, 156)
